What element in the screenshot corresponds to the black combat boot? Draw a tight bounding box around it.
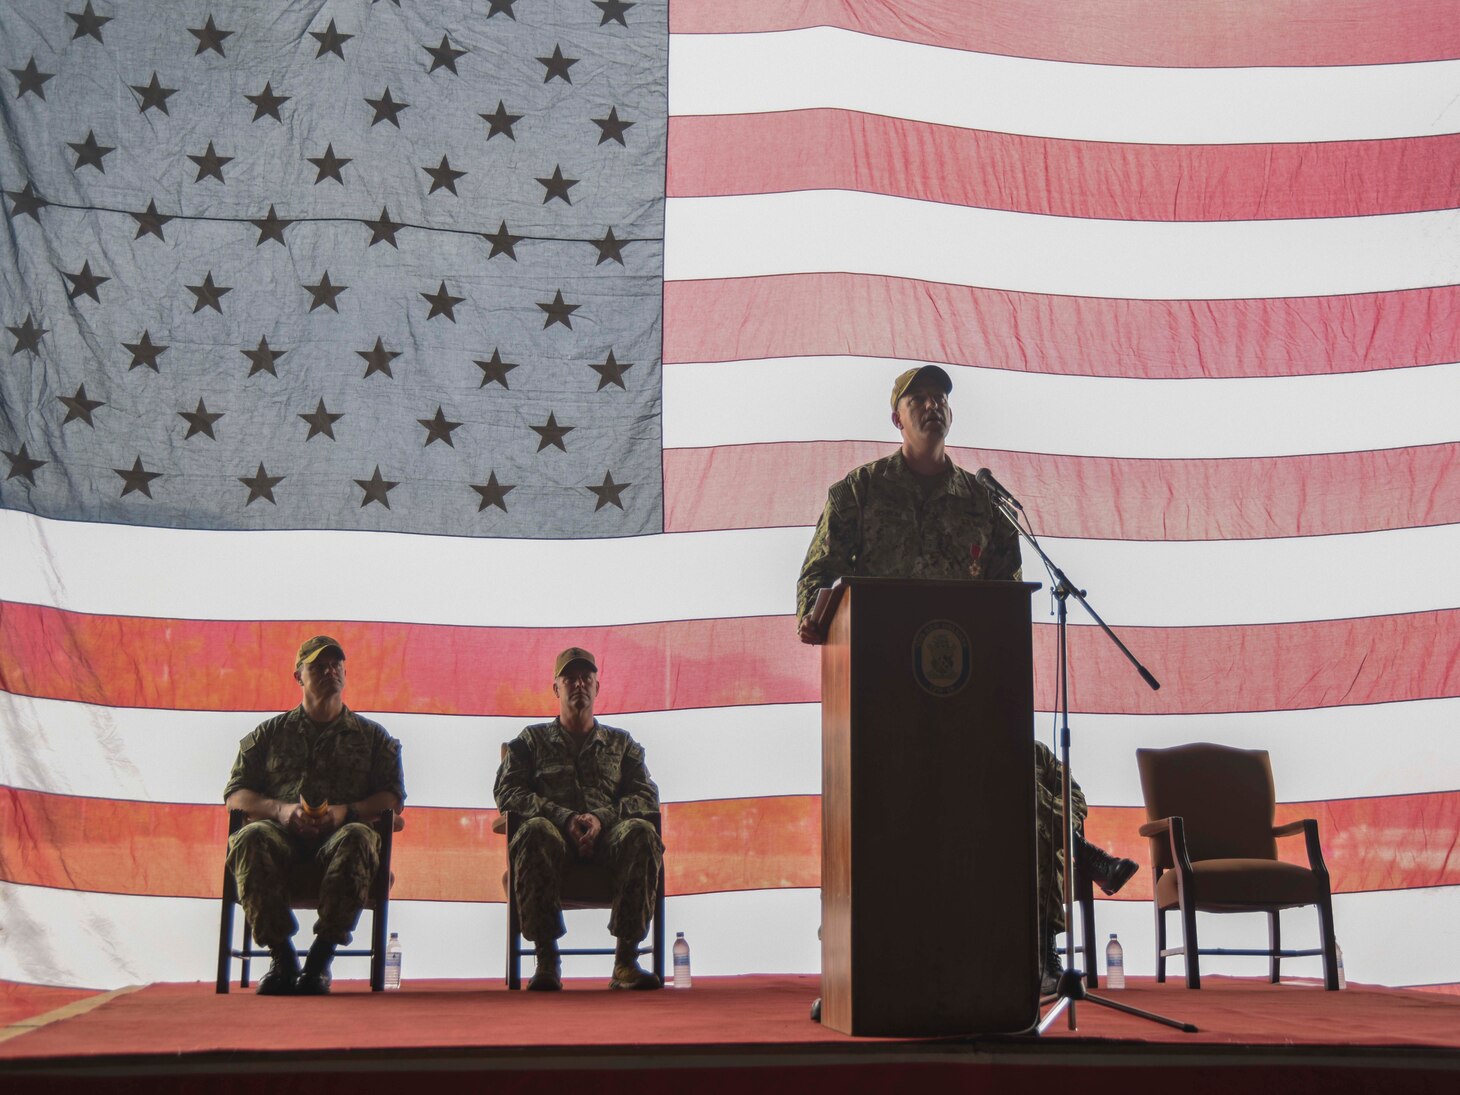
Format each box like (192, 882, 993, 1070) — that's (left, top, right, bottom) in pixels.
(256, 946, 300, 995)
(609, 938, 661, 990)
(1076, 833, 1140, 896)
(1041, 930, 1063, 996)
(296, 937, 336, 995)
(527, 939, 562, 991)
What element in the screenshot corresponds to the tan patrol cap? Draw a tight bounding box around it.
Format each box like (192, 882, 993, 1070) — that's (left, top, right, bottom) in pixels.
(296, 635, 345, 667)
(554, 646, 598, 676)
(890, 365, 953, 410)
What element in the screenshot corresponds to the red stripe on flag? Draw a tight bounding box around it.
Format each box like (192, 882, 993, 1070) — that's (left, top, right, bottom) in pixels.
(665, 795, 822, 897)
(0, 789, 821, 901)
(669, 0, 1460, 67)
(1062, 610, 1460, 717)
(664, 442, 1460, 540)
(0, 603, 816, 716)
(2, 786, 1454, 900)
(3, 602, 1458, 716)
(669, 113, 1460, 222)
(1084, 796, 1460, 900)
(663, 275, 1460, 378)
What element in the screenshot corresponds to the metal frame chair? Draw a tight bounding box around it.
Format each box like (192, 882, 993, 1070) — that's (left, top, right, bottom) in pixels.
(216, 808, 396, 993)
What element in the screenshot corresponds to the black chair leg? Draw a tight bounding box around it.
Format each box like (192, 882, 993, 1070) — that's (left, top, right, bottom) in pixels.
(652, 863, 667, 983)
(370, 814, 393, 992)
(1317, 891, 1340, 991)
(370, 906, 388, 992)
(1154, 903, 1167, 983)
(507, 891, 523, 990)
(1181, 899, 1200, 989)
(1268, 910, 1282, 983)
(240, 919, 255, 989)
(1079, 873, 1098, 989)
(216, 891, 235, 994)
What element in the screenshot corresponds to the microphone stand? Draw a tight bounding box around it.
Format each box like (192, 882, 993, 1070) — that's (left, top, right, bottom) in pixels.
(988, 493, 1195, 1035)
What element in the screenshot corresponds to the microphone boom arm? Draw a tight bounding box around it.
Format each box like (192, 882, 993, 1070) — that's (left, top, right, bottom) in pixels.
(985, 493, 1191, 1034)
(990, 497, 1160, 692)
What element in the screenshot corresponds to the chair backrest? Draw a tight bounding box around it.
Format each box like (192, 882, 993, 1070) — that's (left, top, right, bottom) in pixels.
(1136, 743, 1278, 870)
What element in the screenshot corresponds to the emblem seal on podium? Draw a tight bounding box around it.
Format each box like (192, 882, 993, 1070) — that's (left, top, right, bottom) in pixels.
(911, 618, 972, 696)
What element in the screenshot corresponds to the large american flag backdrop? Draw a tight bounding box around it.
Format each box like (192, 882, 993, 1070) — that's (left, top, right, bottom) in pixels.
(2, 0, 1458, 995)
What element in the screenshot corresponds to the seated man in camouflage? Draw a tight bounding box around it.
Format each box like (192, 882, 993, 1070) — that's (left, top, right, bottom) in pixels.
(224, 636, 406, 995)
(495, 646, 664, 991)
(797, 364, 1136, 993)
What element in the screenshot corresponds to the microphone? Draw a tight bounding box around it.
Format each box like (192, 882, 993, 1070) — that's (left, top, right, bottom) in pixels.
(975, 467, 1023, 511)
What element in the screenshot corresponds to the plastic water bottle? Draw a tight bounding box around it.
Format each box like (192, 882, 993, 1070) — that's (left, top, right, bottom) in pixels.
(1105, 933, 1125, 990)
(384, 932, 402, 990)
(1336, 944, 1346, 989)
(672, 931, 692, 988)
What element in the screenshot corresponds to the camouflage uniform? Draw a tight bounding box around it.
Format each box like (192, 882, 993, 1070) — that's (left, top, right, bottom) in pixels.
(224, 705, 406, 949)
(795, 451, 1022, 623)
(799, 450, 1083, 930)
(494, 719, 663, 944)
(1035, 741, 1088, 931)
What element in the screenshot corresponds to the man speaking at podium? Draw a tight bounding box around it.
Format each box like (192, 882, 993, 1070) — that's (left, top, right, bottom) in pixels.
(796, 365, 1136, 994)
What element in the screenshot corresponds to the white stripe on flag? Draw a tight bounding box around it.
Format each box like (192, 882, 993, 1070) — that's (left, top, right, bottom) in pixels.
(0, 694, 823, 808)
(669, 29, 1460, 143)
(1059, 702, 1460, 807)
(2, 879, 1452, 989)
(0, 881, 826, 988)
(1084, 885, 1460, 988)
(7, 511, 1460, 628)
(5, 691, 1457, 808)
(664, 193, 1460, 297)
(0, 512, 808, 626)
(662, 358, 1460, 457)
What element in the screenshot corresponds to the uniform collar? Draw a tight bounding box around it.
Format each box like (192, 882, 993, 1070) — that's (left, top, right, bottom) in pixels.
(889, 450, 967, 495)
(553, 716, 603, 748)
(295, 703, 354, 733)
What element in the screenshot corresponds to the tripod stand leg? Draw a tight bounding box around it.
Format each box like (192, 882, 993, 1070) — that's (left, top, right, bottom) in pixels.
(997, 519, 1195, 1038)
(1036, 994, 1072, 1034)
(1083, 992, 1198, 1033)
(1037, 974, 1197, 1035)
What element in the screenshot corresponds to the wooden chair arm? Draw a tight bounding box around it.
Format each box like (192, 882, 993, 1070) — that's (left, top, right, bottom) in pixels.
(1273, 817, 1330, 877)
(1139, 815, 1195, 885)
(491, 812, 509, 835)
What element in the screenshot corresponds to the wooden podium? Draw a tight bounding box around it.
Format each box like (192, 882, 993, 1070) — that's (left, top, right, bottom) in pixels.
(818, 577, 1041, 1036)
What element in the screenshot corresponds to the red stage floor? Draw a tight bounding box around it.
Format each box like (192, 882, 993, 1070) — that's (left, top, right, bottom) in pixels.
(3, 975, 1459, 1094)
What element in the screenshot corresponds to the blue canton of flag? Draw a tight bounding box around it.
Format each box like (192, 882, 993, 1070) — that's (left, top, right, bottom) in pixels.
(1, 0, 665, 537)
